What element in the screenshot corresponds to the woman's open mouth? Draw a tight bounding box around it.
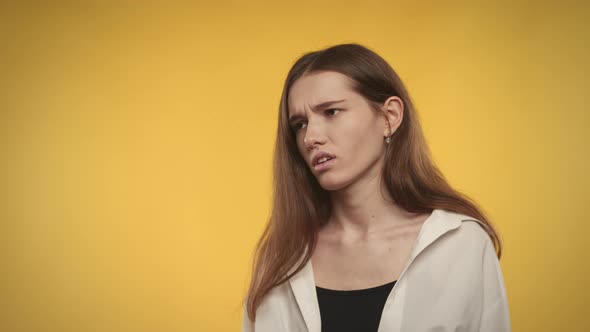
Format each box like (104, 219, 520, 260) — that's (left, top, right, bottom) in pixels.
(313, 157, 336, 172)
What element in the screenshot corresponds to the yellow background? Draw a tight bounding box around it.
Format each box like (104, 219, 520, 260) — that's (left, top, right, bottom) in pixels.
(1, 1, 588, 331)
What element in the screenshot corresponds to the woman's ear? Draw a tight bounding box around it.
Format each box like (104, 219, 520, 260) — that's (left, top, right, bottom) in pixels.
(382, 96, 404, 137)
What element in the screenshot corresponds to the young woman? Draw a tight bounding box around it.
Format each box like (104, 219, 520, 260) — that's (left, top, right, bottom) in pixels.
(241, 43, 510, 332)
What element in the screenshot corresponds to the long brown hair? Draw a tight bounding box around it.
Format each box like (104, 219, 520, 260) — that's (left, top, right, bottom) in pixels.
(243, 43, 503, 322)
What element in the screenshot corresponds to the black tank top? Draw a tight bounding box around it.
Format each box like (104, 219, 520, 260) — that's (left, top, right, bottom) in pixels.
(316, 280, 397, 332)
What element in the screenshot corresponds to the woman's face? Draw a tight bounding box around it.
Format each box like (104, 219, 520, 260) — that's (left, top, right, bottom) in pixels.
(287, 71, 394, 191)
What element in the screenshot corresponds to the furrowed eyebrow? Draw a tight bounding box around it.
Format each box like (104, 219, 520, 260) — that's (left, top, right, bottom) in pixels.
(288, 99, 346, 125)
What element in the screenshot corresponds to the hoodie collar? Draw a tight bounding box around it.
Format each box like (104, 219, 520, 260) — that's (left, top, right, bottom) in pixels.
(288, 208, 464, 332)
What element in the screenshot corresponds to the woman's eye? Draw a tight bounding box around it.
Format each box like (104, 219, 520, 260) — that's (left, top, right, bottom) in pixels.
(292, 109, 340, 132)
(326, 108, 341, 116)
(294, 122, 307, 131)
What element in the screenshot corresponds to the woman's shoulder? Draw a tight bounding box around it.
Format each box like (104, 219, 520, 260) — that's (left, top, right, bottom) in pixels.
(435, 209, 494, 252)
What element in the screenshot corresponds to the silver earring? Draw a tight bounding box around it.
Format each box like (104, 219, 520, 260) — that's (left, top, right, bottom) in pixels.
(385, 136, 391, 144)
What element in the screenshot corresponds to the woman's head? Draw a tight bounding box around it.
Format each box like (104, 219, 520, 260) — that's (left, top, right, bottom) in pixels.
(287, 70, 403, 192)
(244, 43, 502, 322)
(276, 43, 421, 209)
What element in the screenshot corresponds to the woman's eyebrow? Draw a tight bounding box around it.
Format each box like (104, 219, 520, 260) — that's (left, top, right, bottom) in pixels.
(288, 99, 346, 124)
(312, 99, 346, 111)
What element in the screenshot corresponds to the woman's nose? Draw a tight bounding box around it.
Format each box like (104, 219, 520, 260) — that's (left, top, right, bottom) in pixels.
(303, 121, 326, 148)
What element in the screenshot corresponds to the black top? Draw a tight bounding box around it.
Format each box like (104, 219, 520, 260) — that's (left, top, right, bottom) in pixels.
(316, 280, 397, 332)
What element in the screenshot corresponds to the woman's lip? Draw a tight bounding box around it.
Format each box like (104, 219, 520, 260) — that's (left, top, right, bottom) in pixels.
(313, 157, 336, 171)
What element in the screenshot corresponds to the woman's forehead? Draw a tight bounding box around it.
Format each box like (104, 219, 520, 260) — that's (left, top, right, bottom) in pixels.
(288, 71, 356, 113)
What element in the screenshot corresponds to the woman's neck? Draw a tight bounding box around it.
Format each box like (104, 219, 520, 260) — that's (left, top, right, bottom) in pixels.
(326, 175, 414, 242)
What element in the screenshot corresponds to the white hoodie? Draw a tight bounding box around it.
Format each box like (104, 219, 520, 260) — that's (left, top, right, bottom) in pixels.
(242, 208, 511, 331)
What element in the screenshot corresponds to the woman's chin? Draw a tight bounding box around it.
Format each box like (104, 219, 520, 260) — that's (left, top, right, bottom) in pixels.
(317, 176, 348, 191)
